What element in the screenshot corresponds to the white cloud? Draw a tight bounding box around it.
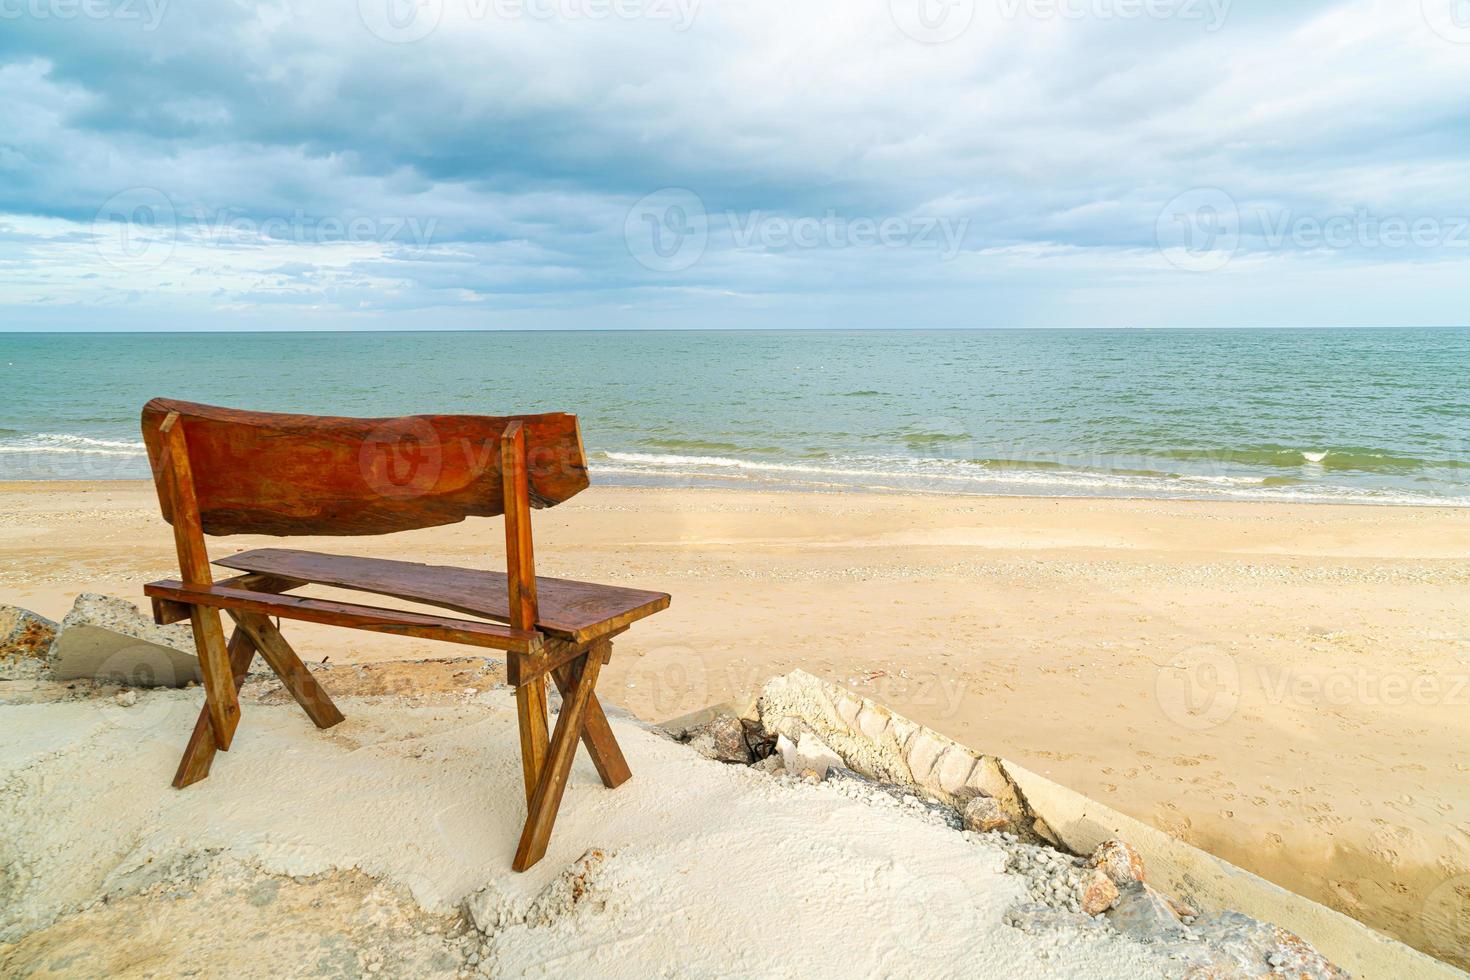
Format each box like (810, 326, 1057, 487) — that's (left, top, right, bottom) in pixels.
(2, 0, 1468, 329)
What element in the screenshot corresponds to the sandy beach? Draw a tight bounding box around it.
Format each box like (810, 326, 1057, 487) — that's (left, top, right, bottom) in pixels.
(2, 480, 1467, 964)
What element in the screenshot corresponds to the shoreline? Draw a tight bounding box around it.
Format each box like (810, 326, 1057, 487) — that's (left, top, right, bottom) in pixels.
(2, 481, 1468, 964)
(4, 475, 1470, 511)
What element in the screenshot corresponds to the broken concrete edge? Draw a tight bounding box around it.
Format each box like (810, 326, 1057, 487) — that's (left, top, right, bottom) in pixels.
(998, 758, 1462, 980)
(47, 594, 203, 686)
(660, 669, 1462, 980)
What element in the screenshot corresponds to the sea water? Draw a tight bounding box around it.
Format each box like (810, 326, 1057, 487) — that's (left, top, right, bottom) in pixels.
(2, 328, 1467, 505)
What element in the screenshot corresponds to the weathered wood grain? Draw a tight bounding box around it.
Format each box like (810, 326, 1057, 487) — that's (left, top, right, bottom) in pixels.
(513, 650, 604, 872)
(144, 580, 541, 653)
(173, 627, 256, 788)
(551, 639, 630, 790)
(141, 398, 588, 536)
(228, 611, 345, 729)
(158, 411, 240, 751)
(214, 548, 669, 645)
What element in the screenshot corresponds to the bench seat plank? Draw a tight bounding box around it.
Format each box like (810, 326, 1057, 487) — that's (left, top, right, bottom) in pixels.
(213, 548, 670, 645)
(144, 580, 541, 653)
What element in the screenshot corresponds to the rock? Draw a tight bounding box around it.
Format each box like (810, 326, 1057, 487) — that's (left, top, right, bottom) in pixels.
(686, 730, 719, 760)
(463, 849, 610, 933)
(791, 731, 843, 779)
(1188, 909, 1348, 979)
(1004, 903, 1109, 937)
(1086, 838, 1146, 887)
(824, 765, 871, 787)
(0, 605, 59, 679)
(1106, 882, 1192, 944)
(1167, 896, 1198, 919)
(49, 594, 202, 687)
(777, 731, 843, 780)
(115, 689, 139, 707)
(751, 754, 783, 774)
(705, 714, 752, 764)
(775, 733, 798, 772)
(740, 716, 775, 759)
(962, 795, 1010, 833)
(1079, 869, 1119, 915)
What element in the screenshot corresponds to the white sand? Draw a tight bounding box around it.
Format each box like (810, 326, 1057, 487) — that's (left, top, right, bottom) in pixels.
(0, 687, 1183, 978)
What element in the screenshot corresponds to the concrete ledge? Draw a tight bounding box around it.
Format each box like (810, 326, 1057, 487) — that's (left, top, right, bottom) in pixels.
(674, 669, 1463, 980)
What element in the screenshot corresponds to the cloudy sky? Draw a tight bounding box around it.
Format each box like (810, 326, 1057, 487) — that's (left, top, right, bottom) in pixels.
(2, 0, 1468, 331)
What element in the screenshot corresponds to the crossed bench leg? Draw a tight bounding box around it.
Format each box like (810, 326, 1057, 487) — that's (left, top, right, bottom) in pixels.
(513, 637, 631, 871)
(172, 612, 344, 788)
(172, 614, 627, 872)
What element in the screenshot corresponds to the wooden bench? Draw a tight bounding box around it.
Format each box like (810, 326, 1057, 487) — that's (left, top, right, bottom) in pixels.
(139, 398, 669, 871)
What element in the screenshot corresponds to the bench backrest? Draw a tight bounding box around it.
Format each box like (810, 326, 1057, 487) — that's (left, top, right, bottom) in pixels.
(141, 398, 589, 537)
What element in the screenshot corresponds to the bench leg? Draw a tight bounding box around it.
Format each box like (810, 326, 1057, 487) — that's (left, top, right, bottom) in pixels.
(190, 605, 241, 750)
(228, 610, 345, 729)
(174, 627, 256, 788)
(515, 675, 550, 805)
(513, 650, 605, 872)
(550, 639, 630, 790)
